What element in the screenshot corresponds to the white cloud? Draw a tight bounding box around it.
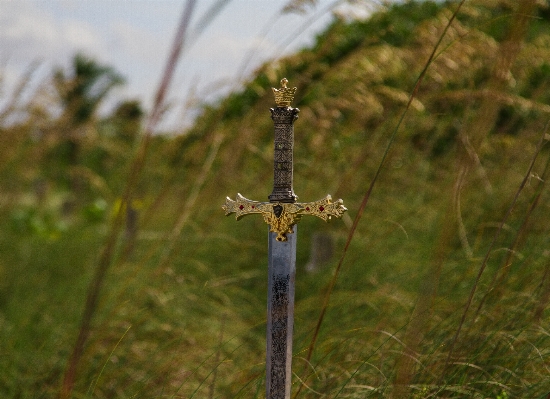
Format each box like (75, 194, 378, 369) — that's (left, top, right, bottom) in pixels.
(0, 2, 58, 61)
(63, 19, 104, 56)
(0, 1, 112, 110)
(0, 1, 106, 71)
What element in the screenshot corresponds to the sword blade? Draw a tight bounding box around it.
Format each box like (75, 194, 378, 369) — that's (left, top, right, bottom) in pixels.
(266, 227, 297, 399)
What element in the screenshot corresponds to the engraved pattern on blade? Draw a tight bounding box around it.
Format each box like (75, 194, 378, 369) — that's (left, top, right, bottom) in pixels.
(270, 274, 290, 399)
(269, 107, 299, 203)
(266, 229, 296, 399)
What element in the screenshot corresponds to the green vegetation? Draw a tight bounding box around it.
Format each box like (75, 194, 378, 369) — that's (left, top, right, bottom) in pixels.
(1, 1, 550, 397)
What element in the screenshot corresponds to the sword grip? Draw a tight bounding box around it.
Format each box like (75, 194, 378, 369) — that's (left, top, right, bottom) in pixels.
(269, 106, 299, 203)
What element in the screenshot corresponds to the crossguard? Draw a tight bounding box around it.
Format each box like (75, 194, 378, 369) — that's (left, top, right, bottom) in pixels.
(223, 193, 347, 241)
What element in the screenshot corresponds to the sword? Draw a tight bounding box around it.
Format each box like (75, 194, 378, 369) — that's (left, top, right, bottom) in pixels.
(223, 78, 346, 399)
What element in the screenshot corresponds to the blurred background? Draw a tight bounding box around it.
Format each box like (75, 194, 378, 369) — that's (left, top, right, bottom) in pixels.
(0, 0, 374, 130)
(1, 0, 550, 398)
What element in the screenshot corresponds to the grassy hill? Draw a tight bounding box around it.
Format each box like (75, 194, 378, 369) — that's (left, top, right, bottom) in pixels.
(2, 0, 550, 397)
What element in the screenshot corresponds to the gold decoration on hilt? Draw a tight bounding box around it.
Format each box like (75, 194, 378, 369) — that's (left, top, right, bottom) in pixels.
(223, 77, 346, 241)
(223, 194, 347, 241)
(272, 78, 297, 107)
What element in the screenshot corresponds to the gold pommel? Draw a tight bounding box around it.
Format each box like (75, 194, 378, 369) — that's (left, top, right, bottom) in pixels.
(272, 78, 297, 107)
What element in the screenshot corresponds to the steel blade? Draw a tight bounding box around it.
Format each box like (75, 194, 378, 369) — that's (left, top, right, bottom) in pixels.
(266, 226, 297, 399)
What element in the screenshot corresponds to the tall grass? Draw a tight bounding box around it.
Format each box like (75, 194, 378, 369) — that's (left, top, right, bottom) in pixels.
(1, 0, 550, 398)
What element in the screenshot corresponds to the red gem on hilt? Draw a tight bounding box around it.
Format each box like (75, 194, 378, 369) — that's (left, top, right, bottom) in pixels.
(252, 206, 255, 209)
(239, 205, 244, 210)
(306, 207, 310, 211)
(319, 206, 325, 212)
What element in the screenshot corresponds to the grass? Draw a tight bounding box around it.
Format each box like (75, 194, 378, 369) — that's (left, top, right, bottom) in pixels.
(2, 0, 550, 398)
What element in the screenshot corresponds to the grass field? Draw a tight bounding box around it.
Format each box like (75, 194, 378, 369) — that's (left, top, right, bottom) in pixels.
(1, 0, 550, 397)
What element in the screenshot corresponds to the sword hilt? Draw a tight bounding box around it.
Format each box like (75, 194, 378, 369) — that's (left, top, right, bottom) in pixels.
(269, 106, 299, 203)
(223, 78, 346, 241)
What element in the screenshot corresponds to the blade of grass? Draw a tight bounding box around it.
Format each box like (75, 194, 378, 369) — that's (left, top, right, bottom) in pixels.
(59, 2, 197, 397)
(158, 132, 224, 268)
(186, 339, 247, 399)
(208, 313, 226, 399)
(474, 151, 550, 319)
(147, 0, 198, 133)
(87, 325, 131, 398)
(438, 121, 549, 387)
(0, 61, 40, 122)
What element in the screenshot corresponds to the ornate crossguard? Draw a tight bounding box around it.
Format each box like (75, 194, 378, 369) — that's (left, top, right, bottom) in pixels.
(223, 78, 346, 241)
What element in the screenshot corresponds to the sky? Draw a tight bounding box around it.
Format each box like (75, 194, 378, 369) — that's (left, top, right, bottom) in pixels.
(0, 0, 376, 130)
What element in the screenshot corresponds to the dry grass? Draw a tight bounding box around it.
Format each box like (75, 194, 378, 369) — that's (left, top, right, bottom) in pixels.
(1, 1, 550, 398)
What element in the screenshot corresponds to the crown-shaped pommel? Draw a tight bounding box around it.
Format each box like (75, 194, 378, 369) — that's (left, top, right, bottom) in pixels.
(272, 78, 297, 107)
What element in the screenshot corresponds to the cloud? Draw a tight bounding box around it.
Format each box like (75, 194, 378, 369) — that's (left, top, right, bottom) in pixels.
(0, 2, 57, 62)
(0, 2, 104, 65)
(0, 1, 117, 110)
(64, 19, 104, 56)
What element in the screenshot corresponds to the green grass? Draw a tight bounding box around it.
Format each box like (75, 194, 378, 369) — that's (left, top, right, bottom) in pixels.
(2, 0, 550, 397)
